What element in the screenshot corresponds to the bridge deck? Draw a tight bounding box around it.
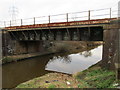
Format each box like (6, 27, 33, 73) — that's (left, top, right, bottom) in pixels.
(5, 18, 116, 31)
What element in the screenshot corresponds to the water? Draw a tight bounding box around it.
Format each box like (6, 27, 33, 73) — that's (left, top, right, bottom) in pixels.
(46, 45, 103, 74)
(2, 45, 103, 88)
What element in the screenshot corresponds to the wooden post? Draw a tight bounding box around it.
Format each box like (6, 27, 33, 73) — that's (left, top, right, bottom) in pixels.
(88, 10, 90, 20)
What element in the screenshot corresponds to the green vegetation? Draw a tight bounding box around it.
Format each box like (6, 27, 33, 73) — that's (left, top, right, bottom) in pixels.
(17, 65, 119, 88)
(2, 57, 15, 64)
(75, 66, 117, 88)
(17, 78, 42, 88)
(48, 84, 56, 88)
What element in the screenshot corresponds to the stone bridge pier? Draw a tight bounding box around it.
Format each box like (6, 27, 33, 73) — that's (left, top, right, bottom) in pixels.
(101, 20, 120, 80)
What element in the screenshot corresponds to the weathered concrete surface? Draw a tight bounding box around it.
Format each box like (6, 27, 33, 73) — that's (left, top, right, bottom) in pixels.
(102, 19, 120, 80)
(0, 28, 2, 89)
(2, 30, 45, 56)
(0, 29, 2, 62)
(12, 41, 44, 54)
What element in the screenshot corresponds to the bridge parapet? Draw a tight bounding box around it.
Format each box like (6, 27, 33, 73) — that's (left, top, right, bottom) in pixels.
(5, 18, 116, 31)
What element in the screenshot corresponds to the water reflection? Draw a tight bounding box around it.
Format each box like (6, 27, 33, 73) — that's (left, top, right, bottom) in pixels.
(48, 55, 72, 64)
(79, 51, 92, 57)
(46, 45, 103, 74)
(2, 45, 103, 88)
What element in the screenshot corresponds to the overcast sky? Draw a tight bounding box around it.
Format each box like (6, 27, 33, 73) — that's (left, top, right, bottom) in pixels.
(0, 0, 119, 22)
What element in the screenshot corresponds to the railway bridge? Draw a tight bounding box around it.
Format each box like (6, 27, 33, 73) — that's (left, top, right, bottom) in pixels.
(1, 8, 120, 79)
(4, 8, 117, 41)
(5, 18, 116, 41)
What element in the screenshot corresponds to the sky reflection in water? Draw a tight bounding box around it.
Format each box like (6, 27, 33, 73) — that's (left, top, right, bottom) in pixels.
(46, 45, 103, 74)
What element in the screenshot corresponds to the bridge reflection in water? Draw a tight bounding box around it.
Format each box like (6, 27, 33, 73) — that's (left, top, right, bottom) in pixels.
(2, 44, 103, 88)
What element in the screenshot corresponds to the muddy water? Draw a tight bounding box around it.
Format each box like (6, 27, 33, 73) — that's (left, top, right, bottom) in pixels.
(2, 45, 103, 88)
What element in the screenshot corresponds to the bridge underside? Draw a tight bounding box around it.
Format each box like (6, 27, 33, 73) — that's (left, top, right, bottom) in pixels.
(9, 26, 103, 41)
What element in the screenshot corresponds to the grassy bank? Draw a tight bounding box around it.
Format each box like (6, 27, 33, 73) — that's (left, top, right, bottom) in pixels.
(17, 65, 119, 88)
(75, 66, 118, 88)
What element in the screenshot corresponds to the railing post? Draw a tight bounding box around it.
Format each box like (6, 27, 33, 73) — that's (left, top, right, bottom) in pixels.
(66, 13, 69, 22)
(21, 19, 23, 26)
(110, 8, 112, 19)
(88, 10, 90, 20)
(34, 17, 35, 25)
(10, 21, 11, 27)
(49, 15, 50, 23)
(4, 21, 6, 27)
